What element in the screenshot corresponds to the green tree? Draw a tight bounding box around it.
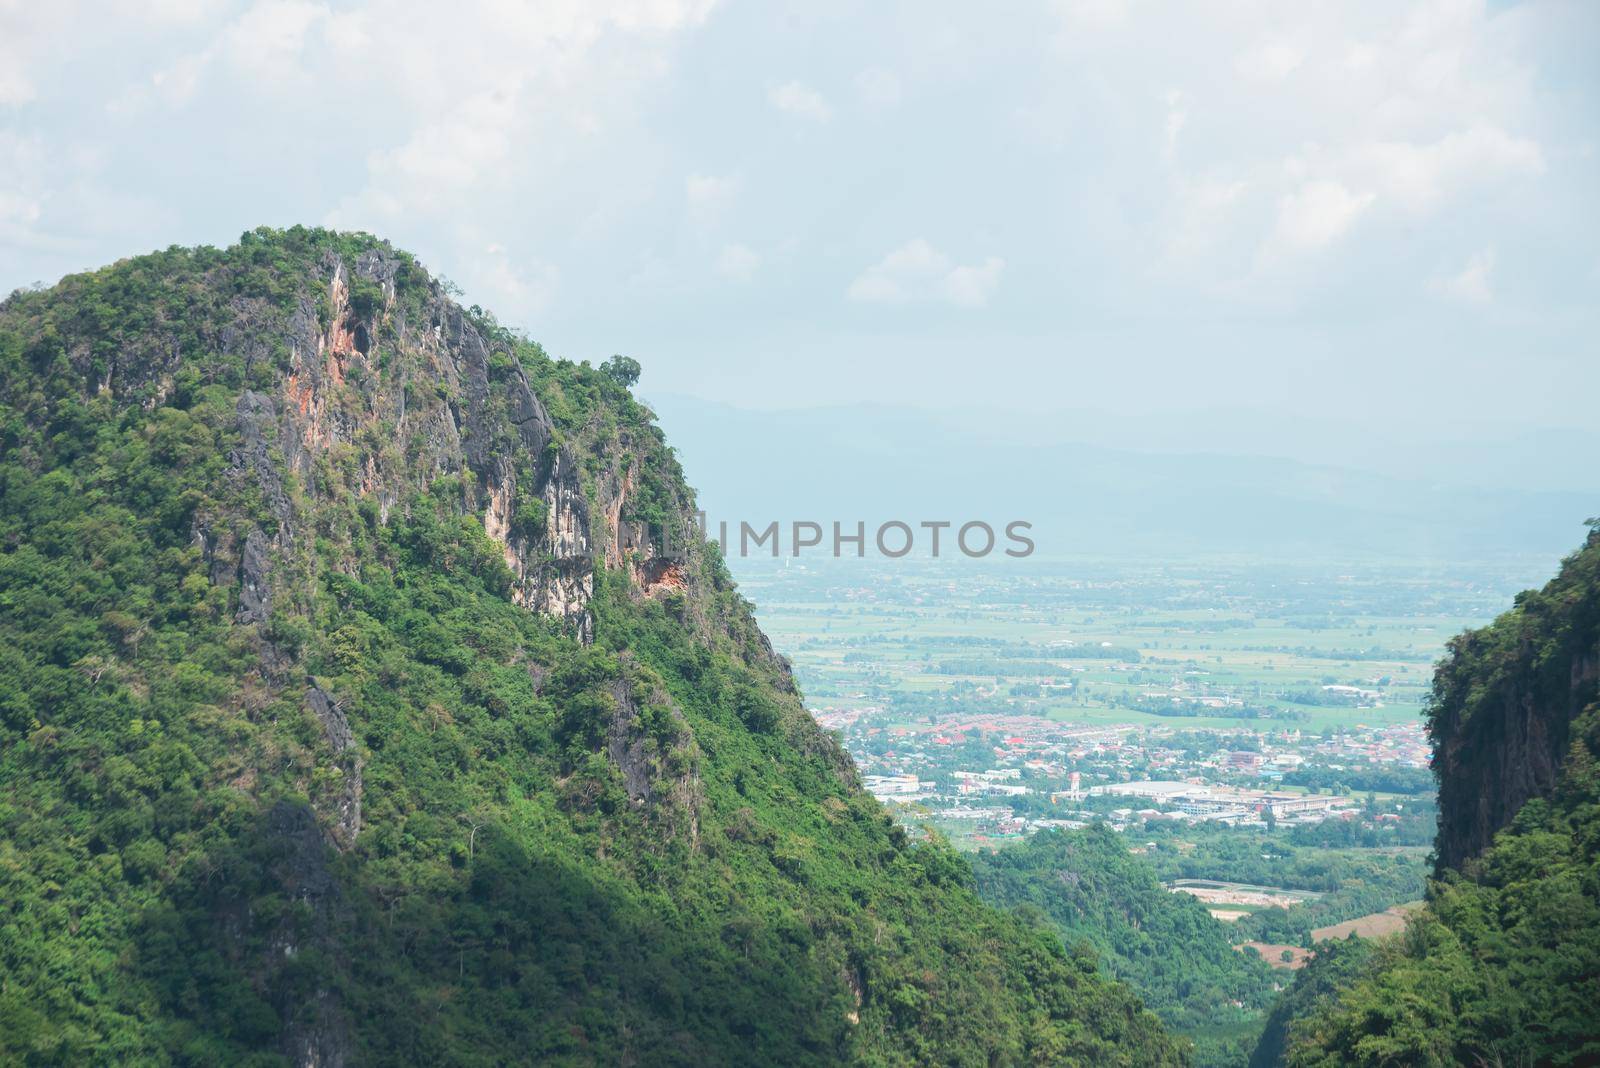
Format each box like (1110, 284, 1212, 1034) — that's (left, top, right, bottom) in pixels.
(602, 353, 641, 388)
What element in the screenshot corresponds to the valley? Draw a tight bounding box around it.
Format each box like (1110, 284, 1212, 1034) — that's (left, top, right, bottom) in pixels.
(2, 226, 1592, 1066)
(735, 553, 1532, 844)
(735, 553, 1541, 1064)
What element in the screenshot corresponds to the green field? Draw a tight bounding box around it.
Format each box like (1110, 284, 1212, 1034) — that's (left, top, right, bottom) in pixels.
(730, 556, 1524, 735)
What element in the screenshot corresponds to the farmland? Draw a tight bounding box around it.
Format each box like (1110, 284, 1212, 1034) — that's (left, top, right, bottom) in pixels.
(734, 554, 1530, 736)
(1312, 902, 1424, 942)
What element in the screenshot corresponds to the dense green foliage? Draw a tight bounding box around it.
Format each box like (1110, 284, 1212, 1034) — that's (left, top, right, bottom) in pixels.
(1431, 527, 1600, 871)
(0, 229, 1184, 1066)
(1280, 762, 1433, 796)
(1246, 938, 1372, 1068)
(973, 828, 1276, 1066)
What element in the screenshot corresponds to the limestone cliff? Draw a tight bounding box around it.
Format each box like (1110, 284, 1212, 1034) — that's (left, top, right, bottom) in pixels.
(0, 227, 1181, 1067)
(181, 245, 697, 648)
(1430, 527, 1600, 872)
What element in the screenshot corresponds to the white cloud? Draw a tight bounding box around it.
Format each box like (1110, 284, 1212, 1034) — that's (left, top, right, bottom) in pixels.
(1054, 0, 1128, 29)
(1163, 175, 1248, 263)
(141, 52, 206, 107)
(226, 0, 329, 70)
(849, 240, 1004, 308)
(1245, 123, 1543, 265)
(716, 242, 759, 280)
(769, 80, 830, 122)
(1273, 180, 1374, 250)
(1039, 0, 1561, 287)
(942, 258, 1005, 308)
(0, 0, 1589, 416)
(0, 132, 50, 246)
(1, 0, 725, 314)
(139, 0, 332, 106)
(1430, 247, 1495, 303)
(0, 188, 41, 228)
(0, 67, 32, 107)
(460, 242, 559, 317)
(0, 130, 43, 208)
(0, 2, 83, 107)
(141, 0, 228, 21)
(336, 87, 523, 222)
(1248, 124, 1542, 266)
(1352, 125, 1544, 211)
(1162, 89, 1186, 162)
(1235, 40, 1303, 82)
(306, 0, 718, 278)
(686, 172, 740, 209)
(855, 67, 902, 110)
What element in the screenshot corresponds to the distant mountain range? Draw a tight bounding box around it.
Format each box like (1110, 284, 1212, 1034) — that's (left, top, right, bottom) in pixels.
(647, 394, 1594, 562)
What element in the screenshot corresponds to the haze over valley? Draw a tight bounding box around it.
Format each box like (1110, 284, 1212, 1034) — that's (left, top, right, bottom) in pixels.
(2, 1, 1597, 1065)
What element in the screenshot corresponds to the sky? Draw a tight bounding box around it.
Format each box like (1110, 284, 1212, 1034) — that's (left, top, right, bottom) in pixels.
(2, 0, 1597, 452)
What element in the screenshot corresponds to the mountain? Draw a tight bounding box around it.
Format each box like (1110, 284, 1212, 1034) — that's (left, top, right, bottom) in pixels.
(1257, 531, 1600, 1066)
(971, 827, 1278, 1067)
(1245, 938, 1372, 1068)
(1430, 529, 1600, 872)
(0, 228, 1182, 1066)
(645, 395, 1590, 564)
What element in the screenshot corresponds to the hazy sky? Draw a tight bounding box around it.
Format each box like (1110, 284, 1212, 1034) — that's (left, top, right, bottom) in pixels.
(2, 0, 1596, 437)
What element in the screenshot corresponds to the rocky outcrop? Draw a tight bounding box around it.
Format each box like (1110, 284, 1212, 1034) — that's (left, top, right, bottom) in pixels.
(605, 674, 701, 846)
(306, 683, 362, 850)
(232, 390, 293, 531)
(261, 801, 353, 1068)
(1430, 529, 1600, 872)
(237, 530, 274, 625)
(175, 247, 639, 644)
(1433, 644, 1598, 871)
(519, 447, 598, 641)
(635, 557, 688, 595)
(191, 391, 289, 631)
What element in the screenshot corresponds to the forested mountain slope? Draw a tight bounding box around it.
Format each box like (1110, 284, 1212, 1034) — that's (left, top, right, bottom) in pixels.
(1246, 939, 1371, 1068)
(1430, 527, 1600, 872)
(1263, 530, 1600, 1067)
(974, 827, 1277, 1032)
(973, 827, 1277, 1067)
(0, 228, 1183, 1066)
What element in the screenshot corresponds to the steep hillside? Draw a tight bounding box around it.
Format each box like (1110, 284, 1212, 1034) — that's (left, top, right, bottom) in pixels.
(972, 828, 1277, 1067)
(1262, 532, 1600, 1067)
(1245, 938, 1372, 1068)
(1431, 528, 1600, 871)
(0, 228, 1183, 1066)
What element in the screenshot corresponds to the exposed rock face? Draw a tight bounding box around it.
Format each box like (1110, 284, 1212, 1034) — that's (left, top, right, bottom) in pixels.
(237, 530, 274, 625)
(88, 236, 737, 852)
(306, 684, 362, 850)
(522, 448, 597, 641)
(182, 241, 725, 1060)
(604, 674, 702, 846)
(1433, 645, 1598, 871)
(286, 990, 350, 1068)
(177, 248, 693, 647)
(635, 557, 688, 595)
(1430, 529, 1600, 872)
(151, 246, 738, 899)
(232, 389, 293, 530)
(261, 801, 353, 1068)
